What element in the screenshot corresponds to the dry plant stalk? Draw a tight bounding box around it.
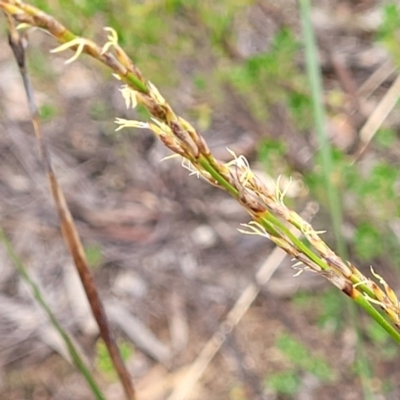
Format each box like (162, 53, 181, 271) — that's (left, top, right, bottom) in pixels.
(356, 74, 400, 160)
(1, 0, 400, 344)
(5, 10, 136, 400)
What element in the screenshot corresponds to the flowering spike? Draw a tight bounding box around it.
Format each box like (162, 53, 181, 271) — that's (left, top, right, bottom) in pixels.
(119, 85, 138, 109)
(225, 147, 237, 160)
(181, 159, 201, 178)
(276, 176, 293, 205)
(50, 38, 88, 64)
(361, 293, 400, 325)
(238, 221, 269, 238)
(371, 267, 389, 288)
(275, 175, 282, 201)
(300, 223, 326, 238)
(101, 27, 119, 54)
(148, 81, 166, 105)
(160, 154, 181, 162)
(114, 118, 149, 131)
(150, 118, 171, 133)
(292, 261, 304, 269)
(16, 23, 31, 30)
(224, 148, 254, 187)
(371, 267, 399, 307)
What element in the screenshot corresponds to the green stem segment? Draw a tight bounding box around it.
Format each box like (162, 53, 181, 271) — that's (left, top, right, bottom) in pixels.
(198, 155, 238, 196)
(353, 291, 400, 346)
(259, 213, 329, 271)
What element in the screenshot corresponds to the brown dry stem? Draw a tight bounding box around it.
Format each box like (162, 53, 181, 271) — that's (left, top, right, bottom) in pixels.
(5, 13, 136, 400)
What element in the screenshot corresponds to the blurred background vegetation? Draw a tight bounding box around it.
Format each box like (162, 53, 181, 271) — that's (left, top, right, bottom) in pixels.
(2, 1, 400, 399)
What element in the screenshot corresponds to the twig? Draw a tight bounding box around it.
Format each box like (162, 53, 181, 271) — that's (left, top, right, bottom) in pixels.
(355, 73, 400, 161)
(357, 60, 396, 99)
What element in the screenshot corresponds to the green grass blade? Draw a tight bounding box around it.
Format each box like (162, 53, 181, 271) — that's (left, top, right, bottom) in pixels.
(0, 227, 106, 400)
(299, 2, 376, 397)
(299, 0, 346, 257)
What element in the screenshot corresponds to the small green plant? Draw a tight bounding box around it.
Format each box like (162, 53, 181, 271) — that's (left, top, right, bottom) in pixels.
(354, 223, 382, 261)
(374, 127, 397, 149)
(96, 339, 134, 380)
(39, 103, 58, 120)
(276, 333, 333, 381)
(227, 29, 301, 121)
(265, 333, 333, 395)
(84, 243, 103, 268)
(379, 5, 400, 65)
(293, 288, 344, 331)
(265, 370, 300, 396)
(366, 321, 398, 360)
(258, 139, 287, 175)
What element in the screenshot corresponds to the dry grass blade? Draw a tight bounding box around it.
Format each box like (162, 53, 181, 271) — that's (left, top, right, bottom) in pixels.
(356, 73, 400, 160)
(357, 59, 396, 99)
(5, 15, 136, 400)
(168, 202, 319, 400)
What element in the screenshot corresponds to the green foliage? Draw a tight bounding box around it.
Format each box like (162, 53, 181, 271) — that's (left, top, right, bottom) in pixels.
(84, 243, 103, 268)
(288, 90, 313, 130)
(164, 0, 190, 13)
(196, 0, 252, 44)
(347, 161, 399, 221)
(293, 289, 344, 331)
(264, 333, 333, 395)
(374, 128, 397, 149)
(227, 29, 301, 121)
(39, 103, 58, 120)
(136, 104, 152, 120)
(354, 223, 382, 261)
(45, 0, 107, 34)
(304, 148, 399, 264)
(358, 163, 398, 201)
(378, 4, 400, 65)
(90, 100, 110, 121)
(258, 139, 287, 173)
(316, 289, 344, 331)
(304, 149, 347, 203)
(28, 50, 56, 81)
(292, 290, 314, 307)
(276, 334, 333, 381)
(365, 321, 398, 361)
(265, 371, 300, 395)
(95, 339, 134, 379)
(30, 0, 51, 12)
